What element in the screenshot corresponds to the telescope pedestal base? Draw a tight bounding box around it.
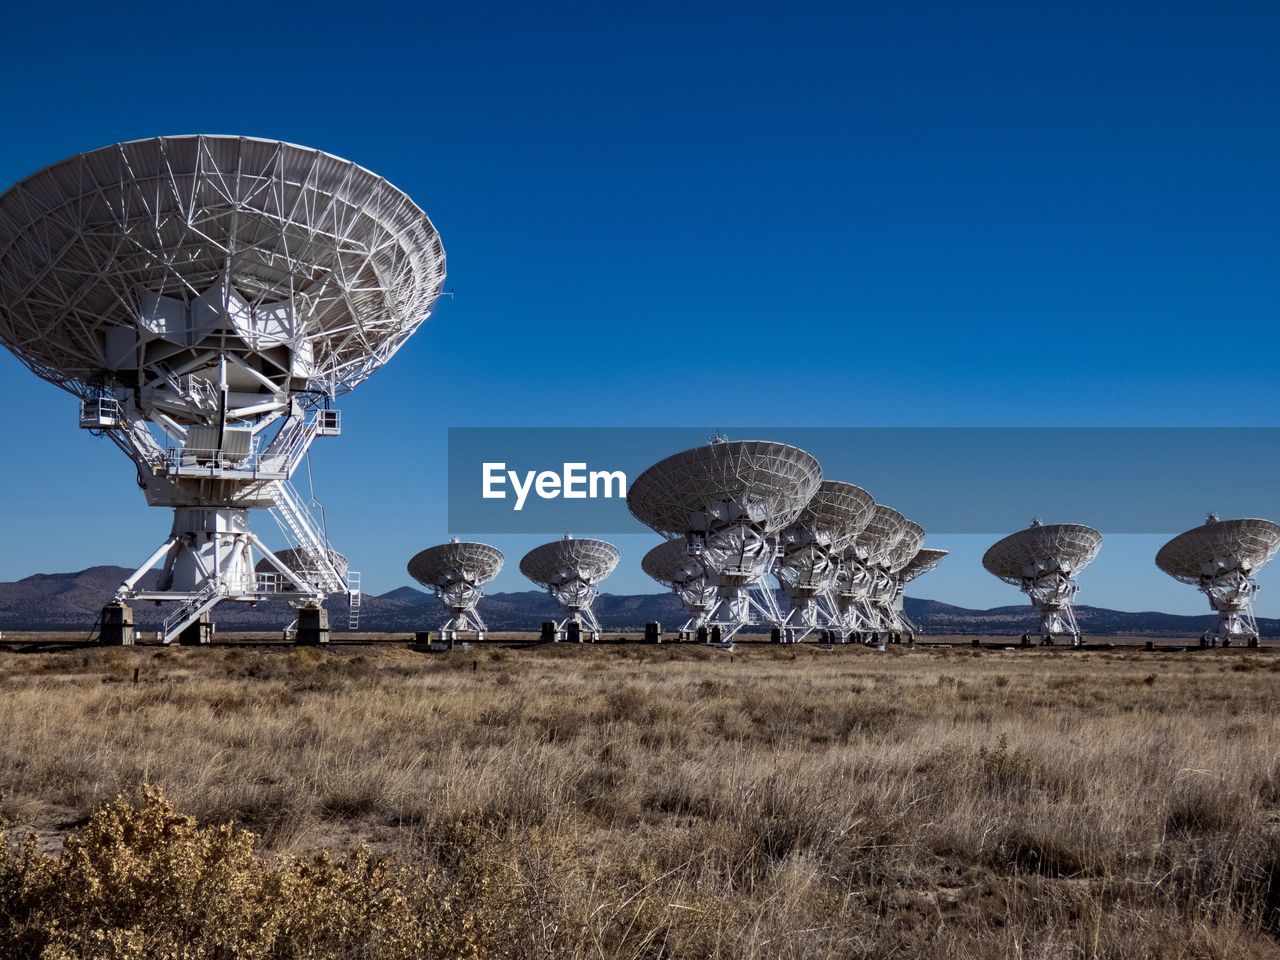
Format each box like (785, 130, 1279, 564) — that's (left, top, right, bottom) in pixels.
(99, 602, 134, 645)
(295, 607, 330, 645)
(178, 613, 213, 645)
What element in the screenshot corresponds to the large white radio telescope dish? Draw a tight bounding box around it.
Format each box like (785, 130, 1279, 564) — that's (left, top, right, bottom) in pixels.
(520, 535, 619, 642)
(408, 541, 504, 640)
(0, 135, 445, 402)
(983, 521, 1102, 646)
(1156, 516, 1280, 646)
(627, 439, 822, 643)
(0, 136, 447, 644)
(627, 440, 822, 538)
(775, 481, 875, 642)
(900, 547, 948, 583)
(642, 538, 718, 636)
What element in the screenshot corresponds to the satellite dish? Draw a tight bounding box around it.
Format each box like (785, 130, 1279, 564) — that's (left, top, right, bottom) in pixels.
(790, 481, 877, 553)
(831, 506, 929, 647)
(1156, 516, 1280, 646)
(775, 481, 875, 642)
(856, 505, 910, 567)
(0, 136, 446, 643)
(519, 535, 619, 641)
(255, 546, 350, 587)
(841, 505, 906, 637)
(642, 539, 718, 635)
(983, 521, 1102, 646)
(887, 545, 948, 641)
(628, 439, 822, 642)
(868, 512, 923, 642)
(407, 541, 505, 640)
(886, 520, 925, 575)
(900, 547, 949, 584)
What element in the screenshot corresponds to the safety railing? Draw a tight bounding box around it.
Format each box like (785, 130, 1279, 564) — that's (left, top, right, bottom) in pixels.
(79, 396, 123, 429)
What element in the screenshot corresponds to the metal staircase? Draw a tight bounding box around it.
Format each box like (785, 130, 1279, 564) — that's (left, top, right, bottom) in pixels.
(163, 578, 224, 643)
(269, 480, 348, 595)
(266, 414, 316, 476)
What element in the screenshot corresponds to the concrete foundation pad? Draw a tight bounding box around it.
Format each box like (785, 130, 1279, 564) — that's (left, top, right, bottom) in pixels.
(295, 607, 330, 645)
(99, 602, 135, 646)
(178, 612, 213, 645)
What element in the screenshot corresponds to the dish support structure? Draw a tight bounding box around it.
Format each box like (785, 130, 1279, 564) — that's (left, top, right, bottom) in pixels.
(1197, 569, 1261, 646)
(82, 392, 359, 644)
(684, 502, 785, 642)
(544, 576, 604, 641)
(775, 536, 843, 643)
(432, 579, 490, 641)
(1018, 566, 1083, 646)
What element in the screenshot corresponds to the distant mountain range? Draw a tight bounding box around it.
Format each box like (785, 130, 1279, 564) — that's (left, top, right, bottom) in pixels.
(0, 566, 1260, 638)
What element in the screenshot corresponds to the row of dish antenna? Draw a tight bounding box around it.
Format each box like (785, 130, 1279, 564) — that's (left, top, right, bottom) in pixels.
(407, 439, 938, 644)
(408, 527, 942, 645)
(3, 140, 1272, 647)
(410, 439, 1280, 647)
(981, 513, 1280, 647)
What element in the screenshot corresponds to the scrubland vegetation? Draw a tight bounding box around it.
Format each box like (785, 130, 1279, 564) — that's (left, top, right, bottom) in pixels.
(1, 640, 1279, 958)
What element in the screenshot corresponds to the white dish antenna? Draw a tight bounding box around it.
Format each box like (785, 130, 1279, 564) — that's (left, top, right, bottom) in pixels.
(832, 505, 895, 639)
(983, 521, 1102, 646)
(1156, 516, 1280, 645)
(642, 539, 718, 636)
(775, 481, 875, 642)
(408, 540, 505, 640)
(519, 535, 619, 641)
(855, 505, 910, 567)
(887, 545, 948, 642)
(900, 547, 949, 583)
(0, 135, 446, 642)
(627, 439, 822, 642)
(859, 508, 923, 642)
(886, 520, 925, 575)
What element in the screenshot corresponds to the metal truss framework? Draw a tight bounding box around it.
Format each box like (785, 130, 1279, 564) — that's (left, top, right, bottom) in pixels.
(0, 136, 446, 642)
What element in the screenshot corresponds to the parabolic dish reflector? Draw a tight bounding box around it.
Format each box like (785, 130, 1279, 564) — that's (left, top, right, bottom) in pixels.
(1156, 518, 1280, 584)
(254, 546, 349, 577)
(886, 520, 925, 573)
(901, 547, 948, 583)
(627, 440, 822, 537)
(793, 481, 876, 551)
(641, 539, 707, 588)
(408, 541, 505, 589)
(520, 537, 620, 587)
(0, 135, 446, 399)
(857, 505, 909, 565)
(982, 523, 1102, 585)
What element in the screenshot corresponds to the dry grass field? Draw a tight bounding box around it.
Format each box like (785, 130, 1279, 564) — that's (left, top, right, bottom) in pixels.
(1, 639, 1279, 958)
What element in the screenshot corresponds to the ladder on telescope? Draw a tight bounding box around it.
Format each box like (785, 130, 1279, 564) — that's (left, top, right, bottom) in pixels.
(163, 579, 224, 644)
(269, 481, 347, 595)
(348, 572, 362, 631)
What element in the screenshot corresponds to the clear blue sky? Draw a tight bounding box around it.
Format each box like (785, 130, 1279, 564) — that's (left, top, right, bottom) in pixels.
(0, 2, 1277, 615)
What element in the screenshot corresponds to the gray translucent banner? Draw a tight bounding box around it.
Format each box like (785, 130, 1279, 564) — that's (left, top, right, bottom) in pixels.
(447, 427, 1280, 534)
